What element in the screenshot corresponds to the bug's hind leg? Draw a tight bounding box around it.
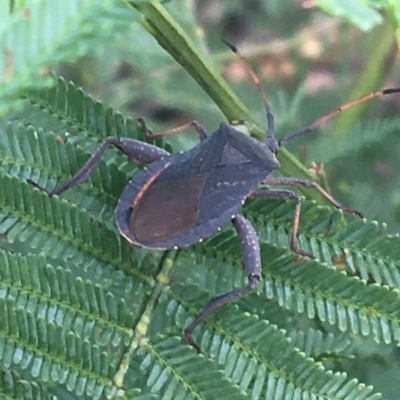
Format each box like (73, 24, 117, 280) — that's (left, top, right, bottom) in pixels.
(185, 214, 261, 353)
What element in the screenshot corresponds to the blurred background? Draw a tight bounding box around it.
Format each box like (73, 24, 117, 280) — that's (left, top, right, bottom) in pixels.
(60, 0, 400, 235)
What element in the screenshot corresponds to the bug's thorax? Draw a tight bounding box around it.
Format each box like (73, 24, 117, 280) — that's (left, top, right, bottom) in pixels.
(220, 124, 280, 172)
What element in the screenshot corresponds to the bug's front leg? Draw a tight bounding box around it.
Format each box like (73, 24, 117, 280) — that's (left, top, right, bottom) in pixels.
(137, 118, 209, 141)
(185, 214, 261, 353)
(28, 136, 170, 197)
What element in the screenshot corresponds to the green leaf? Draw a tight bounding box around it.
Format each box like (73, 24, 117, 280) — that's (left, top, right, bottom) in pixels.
(158, 285, 380, 399)
(316, 0, 383, 31)
(138, 337, 248, 400)
(0, 369, 50, 399)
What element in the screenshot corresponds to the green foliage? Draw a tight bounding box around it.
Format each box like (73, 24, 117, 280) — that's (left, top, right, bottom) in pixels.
(0, 0, 141, 116)
(316, 0, 383, 31)
(1, 75, 398, 399)
(0, 369, 50, 399)
(308, 117, 400, 163)
(1, 1, 400, 399)
(316, 0, 400, 33)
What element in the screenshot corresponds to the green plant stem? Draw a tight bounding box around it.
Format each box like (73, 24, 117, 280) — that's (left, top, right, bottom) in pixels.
(113, 250, 177, 391)
(332, 21, 397, 142)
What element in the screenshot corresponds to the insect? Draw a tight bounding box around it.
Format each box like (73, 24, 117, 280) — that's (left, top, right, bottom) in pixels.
(28, 42, 400, 353)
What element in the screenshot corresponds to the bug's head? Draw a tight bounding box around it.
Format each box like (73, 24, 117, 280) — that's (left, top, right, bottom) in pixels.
(263, 135, 279, 156)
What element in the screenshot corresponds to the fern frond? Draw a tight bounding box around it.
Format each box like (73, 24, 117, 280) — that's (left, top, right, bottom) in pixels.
(0, 123, 130, 224)
(24, 76, 132, 142)
(245, 197, 400, 289)
(0, 250, 171, 397)
(276, 247, 400, 344)
(0, 168, 157, 279)
(137, 336, 248, 400)
(158, 283, 380, 399)
(22, 75, 167, 151)
(173, 214, 400, 345)
(0, 296, 115, 398)
(289, 328, 352, 359)
(0, 368, 50, 400)
(0, 250, 136, 343)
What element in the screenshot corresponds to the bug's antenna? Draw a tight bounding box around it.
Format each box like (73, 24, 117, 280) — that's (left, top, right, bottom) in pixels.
(279, 88, 400, 147)
(223, 40, 275, 139)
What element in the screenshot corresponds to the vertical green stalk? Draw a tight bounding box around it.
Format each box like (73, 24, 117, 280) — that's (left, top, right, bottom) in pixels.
(332, 21, 397, 141)
(127, 1, 328, 200)
(112, 251, 177, 391)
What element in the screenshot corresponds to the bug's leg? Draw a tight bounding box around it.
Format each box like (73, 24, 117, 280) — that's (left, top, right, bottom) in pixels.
(262, 177, 364, 218)
(137, 118, 208, 141)
(249, 188, 313, 258)
(28, 136, 169, 197)
(185, 214, 261, 353)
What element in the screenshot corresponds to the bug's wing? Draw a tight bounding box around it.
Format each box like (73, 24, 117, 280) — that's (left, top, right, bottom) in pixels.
(124, 129, 276, 247)
(196, 163, 263, 224)
(130, 173, 209, 243)
(130, 163, 265, 244)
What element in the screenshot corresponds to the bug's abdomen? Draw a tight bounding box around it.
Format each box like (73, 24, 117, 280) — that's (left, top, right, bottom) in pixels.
(116, 155, 268, 250)
(130, 174, 208, 243)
